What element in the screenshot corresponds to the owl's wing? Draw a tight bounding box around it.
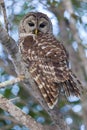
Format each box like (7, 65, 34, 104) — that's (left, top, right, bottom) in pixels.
(28, 36, 82, 109)
(48, 42, 81, 97)
(29, 62, 59, 109)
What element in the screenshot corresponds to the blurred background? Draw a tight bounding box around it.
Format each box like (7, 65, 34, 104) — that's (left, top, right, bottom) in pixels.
(0, 0, 87, 130)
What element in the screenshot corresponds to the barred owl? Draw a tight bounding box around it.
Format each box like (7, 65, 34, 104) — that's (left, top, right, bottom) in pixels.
(19, 12, 82, 109)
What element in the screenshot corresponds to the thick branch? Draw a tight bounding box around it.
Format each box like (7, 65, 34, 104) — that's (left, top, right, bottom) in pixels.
(0, 94, 45, 130)
(0, 25, 18, 57)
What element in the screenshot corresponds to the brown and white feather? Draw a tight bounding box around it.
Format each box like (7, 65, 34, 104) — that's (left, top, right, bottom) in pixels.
(18, 12, 82, 109)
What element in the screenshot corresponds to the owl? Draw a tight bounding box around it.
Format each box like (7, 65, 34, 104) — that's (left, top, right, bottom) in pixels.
(19, 12, 82, 109)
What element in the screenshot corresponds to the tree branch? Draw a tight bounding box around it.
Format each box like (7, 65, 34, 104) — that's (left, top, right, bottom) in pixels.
(0, 94, 46, 130)
(0, 76, 24, 88)
(0, 26, 18, 56)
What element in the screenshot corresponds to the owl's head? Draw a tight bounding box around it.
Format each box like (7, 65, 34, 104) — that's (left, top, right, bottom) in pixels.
(19, 12, 53, 35)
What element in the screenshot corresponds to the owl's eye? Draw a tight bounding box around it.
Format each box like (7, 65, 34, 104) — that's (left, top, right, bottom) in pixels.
(39, 23, 46, 28)
(28, 22, 34, 27)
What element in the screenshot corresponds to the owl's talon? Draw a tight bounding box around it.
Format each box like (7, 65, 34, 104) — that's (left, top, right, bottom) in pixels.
(18, 75, 25, 81)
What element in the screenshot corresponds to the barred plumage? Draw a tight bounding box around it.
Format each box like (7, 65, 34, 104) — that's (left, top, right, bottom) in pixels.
(19, 12, 82, 109)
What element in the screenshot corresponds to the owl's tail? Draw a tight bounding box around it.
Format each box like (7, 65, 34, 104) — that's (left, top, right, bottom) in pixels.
(60, 71, 83, 97)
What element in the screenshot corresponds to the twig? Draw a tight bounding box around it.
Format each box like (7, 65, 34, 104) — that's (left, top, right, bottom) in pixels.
(0, 75, 24, 88)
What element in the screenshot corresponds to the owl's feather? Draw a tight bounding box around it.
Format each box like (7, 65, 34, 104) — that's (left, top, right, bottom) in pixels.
(29, 62, 59, 109)
(19, 33, 82, 109)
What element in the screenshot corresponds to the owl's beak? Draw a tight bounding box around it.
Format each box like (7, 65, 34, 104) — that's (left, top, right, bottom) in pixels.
(34, 29, 38, 35)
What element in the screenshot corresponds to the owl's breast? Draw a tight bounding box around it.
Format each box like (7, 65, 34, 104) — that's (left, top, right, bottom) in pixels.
(28, 34, 62, 61)
(19, 35, 37, 60)
(19, 33, 65, 63)
(22, 35, 36, 51)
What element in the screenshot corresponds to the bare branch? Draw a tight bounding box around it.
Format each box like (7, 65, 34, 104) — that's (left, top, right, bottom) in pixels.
(0, 75, 24, 88)
(0, 26, 18, 57)
(0, 94, 46, 130)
